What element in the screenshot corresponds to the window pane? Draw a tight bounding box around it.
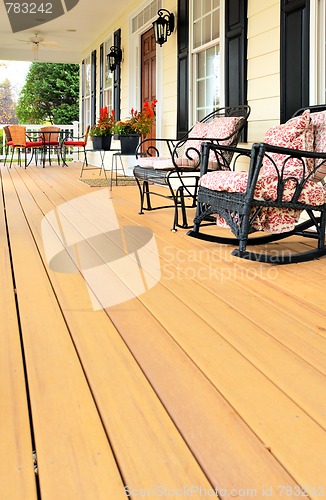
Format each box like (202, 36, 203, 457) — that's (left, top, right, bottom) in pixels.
(213, 51, 220, 108)
(212, 9, 220, 40)
(103, 37, 113, 111)
(197, 80, 205, 108)
(203, 0, 211, 14)
(203, 14, 211, 45)
(105, 71, 113, 90)
(85, 61, 91, 96)
(193, 0, 201, 20)
(192, 0, 220, 48)
(193, 20, 201, 48)
(198, 51, 206, 79)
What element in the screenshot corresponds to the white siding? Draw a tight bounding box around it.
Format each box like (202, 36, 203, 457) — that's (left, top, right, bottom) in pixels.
(247, 0, 280, 142)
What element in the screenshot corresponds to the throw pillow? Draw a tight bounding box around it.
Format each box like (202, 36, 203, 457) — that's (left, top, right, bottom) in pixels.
(261, 110, 314, 178)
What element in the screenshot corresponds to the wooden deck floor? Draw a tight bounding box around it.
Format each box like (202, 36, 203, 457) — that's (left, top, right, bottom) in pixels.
(1, 161, 326, 500)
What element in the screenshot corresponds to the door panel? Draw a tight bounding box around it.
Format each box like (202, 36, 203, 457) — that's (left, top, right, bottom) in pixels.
(141, 28, 156, 140)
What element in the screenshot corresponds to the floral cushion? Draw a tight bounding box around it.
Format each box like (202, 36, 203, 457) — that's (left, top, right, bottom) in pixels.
(310, 110, 326, 182)
(261, 110, 315, 178)
(184, 122, 209, 156)
(137, 157, 175, 170)
(137, 117, 244, 172)
(185, 116, 243, 161)
(137, 157, 218, 171)
(200, 170, 326, 233)
(205, 116, 243, 145)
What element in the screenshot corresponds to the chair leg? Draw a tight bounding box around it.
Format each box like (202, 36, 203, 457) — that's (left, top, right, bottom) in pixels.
(78, 147, 88, 176)
(171, 185, 188, 231)
(9, 148, 15, 168)
(61, 144, 68, 167)
(136, 179, 153, 212)
(143, 180, 152, 210)
(4, 145, 9, 166)
(56, 147, 61, 165)
(83, 147, 88, 166)
(135, 178, 146, 214)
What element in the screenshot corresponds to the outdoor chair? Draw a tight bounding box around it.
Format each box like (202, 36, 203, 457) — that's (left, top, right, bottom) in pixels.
(3, 126, 13, 166)
(40, 126, 61, 165)
(133, 105, 251, 231)
(61, 125, 90, 169)
(188, 105, 326, 264)
(8, 125, 45, 168)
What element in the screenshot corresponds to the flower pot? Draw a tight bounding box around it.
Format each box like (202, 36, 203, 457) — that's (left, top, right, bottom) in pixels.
(92, 135, 112, 151)
(119, 134, 140, 155)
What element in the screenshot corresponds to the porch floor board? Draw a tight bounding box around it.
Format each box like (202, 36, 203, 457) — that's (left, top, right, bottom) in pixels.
(1, 162, 325, 499)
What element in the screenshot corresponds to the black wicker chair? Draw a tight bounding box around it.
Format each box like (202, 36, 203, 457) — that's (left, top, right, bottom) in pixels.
(188, 105, 326, 264)
(133, 105, 251, 231)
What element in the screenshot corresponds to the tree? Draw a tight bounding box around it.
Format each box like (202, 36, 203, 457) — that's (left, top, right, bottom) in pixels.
(16, 63, 79, 124)
(0, 79, 18, 124)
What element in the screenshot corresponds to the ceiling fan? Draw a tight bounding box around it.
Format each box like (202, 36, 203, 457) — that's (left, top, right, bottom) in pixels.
(16, 32, 59, 60)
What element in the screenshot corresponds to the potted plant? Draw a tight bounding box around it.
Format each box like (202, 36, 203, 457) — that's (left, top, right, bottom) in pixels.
(90, 107, 115, 150)
(114, 100, 157, 154)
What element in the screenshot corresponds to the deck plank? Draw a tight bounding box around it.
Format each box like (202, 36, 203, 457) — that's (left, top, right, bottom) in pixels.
(70, 170, 326, 492)
(14, 167, 314, 492)
(10, 165, 300, 494)
(0, 172, 37, 499)
(4, 163, 326, 499)
(1, 166, 126, 500)
(6, 165, 215, 495)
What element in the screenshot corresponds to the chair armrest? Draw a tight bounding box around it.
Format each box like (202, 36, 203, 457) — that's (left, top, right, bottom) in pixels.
(200, 142, 252, 176)
(248, 143, 326, 184)
(135, 137, 181, 159)
(234, 143, 326, 207)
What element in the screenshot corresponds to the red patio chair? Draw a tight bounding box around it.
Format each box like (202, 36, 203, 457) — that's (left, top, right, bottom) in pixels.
(40, 125, 61, 165)
(62, 126, 90, 168)
(8, 125, 45, 168)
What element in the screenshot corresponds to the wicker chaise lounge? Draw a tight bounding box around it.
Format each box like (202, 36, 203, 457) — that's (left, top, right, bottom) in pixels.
(188, 105, 326, 264)
(133, 105, 251, 231)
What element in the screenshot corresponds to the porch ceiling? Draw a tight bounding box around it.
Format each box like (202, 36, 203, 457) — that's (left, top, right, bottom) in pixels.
(0, 0, 132, 63)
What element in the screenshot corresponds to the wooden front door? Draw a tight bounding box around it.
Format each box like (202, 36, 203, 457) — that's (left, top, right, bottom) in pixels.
(141, 27, 156, 139)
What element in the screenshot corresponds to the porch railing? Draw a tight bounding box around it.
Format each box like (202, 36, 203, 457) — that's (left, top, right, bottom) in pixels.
(0, 122, 80, 162)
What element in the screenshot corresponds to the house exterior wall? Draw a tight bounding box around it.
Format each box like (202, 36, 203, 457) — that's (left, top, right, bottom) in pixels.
(80, 0, 287, 147)
(247, 0, 280, 142)
(81, 0, 178, 140)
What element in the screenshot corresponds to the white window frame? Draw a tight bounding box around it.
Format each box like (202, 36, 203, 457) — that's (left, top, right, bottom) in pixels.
(190, 0, 225, 124)
(83, 55, 91, 130)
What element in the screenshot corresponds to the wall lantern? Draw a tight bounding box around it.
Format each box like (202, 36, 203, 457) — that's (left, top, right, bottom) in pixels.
(152, 9, 175, 47)
(107, 46, 122, 72)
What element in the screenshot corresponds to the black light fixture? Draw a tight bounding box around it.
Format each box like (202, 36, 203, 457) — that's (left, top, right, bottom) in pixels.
(152, 8, 175, 47)
(107, 46, 122, 72)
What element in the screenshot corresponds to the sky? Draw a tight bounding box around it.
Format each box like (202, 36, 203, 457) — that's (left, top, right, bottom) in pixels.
(0, 60, 31, 98)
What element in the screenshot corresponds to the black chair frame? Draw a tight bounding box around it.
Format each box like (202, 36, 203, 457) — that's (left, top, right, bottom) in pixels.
(188, 105, 326, 264)
(133, 105, 251, 231)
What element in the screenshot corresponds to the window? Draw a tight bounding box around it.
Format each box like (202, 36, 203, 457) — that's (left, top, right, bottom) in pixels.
(131, 0, 162, 34)
(102, 36, 114, 113)
(192, 0, 222, 121)
(82, 55, 91, 130)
